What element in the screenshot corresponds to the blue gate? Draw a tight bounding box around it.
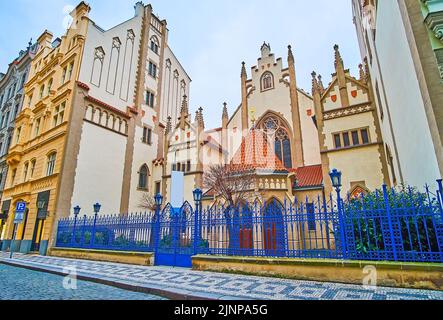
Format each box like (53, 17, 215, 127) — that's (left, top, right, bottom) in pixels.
(154, 202, 196, 268)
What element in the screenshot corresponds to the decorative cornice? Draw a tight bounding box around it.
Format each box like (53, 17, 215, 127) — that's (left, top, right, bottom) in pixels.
(323, 103, 373, 120)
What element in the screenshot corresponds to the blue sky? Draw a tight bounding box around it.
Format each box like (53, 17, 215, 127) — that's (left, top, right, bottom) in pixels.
(0, 0, 361, 128)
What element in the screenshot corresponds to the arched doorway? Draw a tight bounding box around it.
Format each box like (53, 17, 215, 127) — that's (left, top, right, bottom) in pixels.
(263, 199, 285, 256)
(226, 202, 254, 255)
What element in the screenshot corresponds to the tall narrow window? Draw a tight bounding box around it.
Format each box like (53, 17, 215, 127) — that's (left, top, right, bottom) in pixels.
(67, 62, 74, 81)
(148, 62, 157, 78)
(30, 159, 36, 178)
(34, 118, 41, 137)
(62, 67, 67, 84)
(47, 78, 53, 95)
(53, 102, 66, 127)
(361, 129, 370, 144)
(39, 84, 45, 99)
(23, 162, 29, 182)
(260, 115, 293, 169)
(138, 165, 148, 190)
(343, 132, 350, 147)
(145, 91, 155, 108)
(334, 134, 342, 149)
(15, 127, 21, 144)
(261, 72, 274, 91)
(46, 153, 56, 176)
(351, 131, 360, 146)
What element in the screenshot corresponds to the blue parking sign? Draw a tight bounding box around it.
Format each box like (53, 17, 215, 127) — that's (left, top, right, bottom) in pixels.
(14, 202, 27, 224)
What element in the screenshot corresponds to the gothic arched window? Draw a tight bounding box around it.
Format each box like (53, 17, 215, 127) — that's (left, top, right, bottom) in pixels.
(261, 72, 274, 91)
(138, 164, 149, 190)
(260, 115, 293, 169)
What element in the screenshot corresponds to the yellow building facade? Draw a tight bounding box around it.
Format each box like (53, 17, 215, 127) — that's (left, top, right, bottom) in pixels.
(0, 3, 89, 255)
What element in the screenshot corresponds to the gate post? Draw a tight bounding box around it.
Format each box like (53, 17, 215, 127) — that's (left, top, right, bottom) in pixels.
(193, 189, 203, 255)
(154, 194, 163, 252)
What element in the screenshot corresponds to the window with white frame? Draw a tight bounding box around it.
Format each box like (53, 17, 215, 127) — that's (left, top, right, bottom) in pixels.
(46, 152, 56, 176)
(53, 102, 65, 127)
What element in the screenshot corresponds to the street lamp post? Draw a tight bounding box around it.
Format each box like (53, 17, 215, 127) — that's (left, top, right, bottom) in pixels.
(153, 193, 163, 249)
(193, 188, 203, 255)
(329, 169, 346, 259)
(71, 206, 81, 246)
(91, 203, 101, 247)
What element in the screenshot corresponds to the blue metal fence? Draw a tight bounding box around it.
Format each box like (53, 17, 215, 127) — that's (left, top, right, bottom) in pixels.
(56, 181, 443, 263)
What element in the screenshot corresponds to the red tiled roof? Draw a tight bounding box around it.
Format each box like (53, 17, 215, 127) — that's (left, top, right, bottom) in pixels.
(229, 129, 287, 173)
(293, 165, 323, 188)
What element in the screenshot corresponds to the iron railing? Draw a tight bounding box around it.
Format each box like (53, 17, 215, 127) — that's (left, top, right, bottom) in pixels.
(55, 181, 443, 263)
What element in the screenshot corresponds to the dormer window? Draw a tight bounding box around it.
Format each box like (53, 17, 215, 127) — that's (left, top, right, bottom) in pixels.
(261, 72, 274, 91)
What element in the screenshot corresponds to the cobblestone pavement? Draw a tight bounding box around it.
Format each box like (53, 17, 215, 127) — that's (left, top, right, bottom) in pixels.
(1, 252, 442, 300)
(0, 262, 165, 300)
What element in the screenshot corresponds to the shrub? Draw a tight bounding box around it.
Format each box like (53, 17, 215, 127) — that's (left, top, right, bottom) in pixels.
(341, 185, 441, 258)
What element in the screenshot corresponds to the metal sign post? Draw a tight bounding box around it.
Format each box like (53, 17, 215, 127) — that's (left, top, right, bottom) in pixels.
(10, 202, 26, 259)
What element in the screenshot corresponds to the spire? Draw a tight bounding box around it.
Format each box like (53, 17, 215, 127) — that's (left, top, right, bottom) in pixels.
(165, 116, 172, 135)
(311, 71, 319, 95)
(241, 61, 247, 78)
(364, 57, 371, 82)
(196, 107, 205, 129)
(180, 94, 189, 116)
(334, 44, 344, 71)
(359, 63, 365, 82)
(288, 45, 294, 63)
(222, 102, 229, 121)
(317, 74, 325, 94)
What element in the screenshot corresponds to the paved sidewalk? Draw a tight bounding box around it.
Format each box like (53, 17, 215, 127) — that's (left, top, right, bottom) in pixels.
(1, 252, 442, 300)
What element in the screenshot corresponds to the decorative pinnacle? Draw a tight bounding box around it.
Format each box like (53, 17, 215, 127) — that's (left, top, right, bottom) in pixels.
(288, 45, 294, 62)
(165, 116, 172, 134)
(334, 44, 343, 69)
(222, 102, 229, 120)
(197, 107, 205, 129)
(311, 71, 319, 94)
(241, 61, 247, 78)
(180, 94, 189, 115)
(359, 63, 365, 81)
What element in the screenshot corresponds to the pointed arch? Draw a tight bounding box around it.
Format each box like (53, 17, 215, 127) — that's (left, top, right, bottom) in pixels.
(256, 111, 294, 169)
(261, 71, 274, 91)
(138, 164, 149, 190)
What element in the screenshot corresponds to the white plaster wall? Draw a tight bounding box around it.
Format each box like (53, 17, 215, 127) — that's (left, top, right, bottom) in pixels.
(79, 12, 143, 112)
(71, 122, 126, 216)
(161, 46, 191, 126)
(376, 0, 440, 187)
(127, 123, 159, 213)
(328, 146, 384, 194)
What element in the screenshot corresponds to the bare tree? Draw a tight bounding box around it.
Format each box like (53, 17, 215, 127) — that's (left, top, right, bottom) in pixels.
(138, 193, 157, 211)
(203, 164, 255, 208)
